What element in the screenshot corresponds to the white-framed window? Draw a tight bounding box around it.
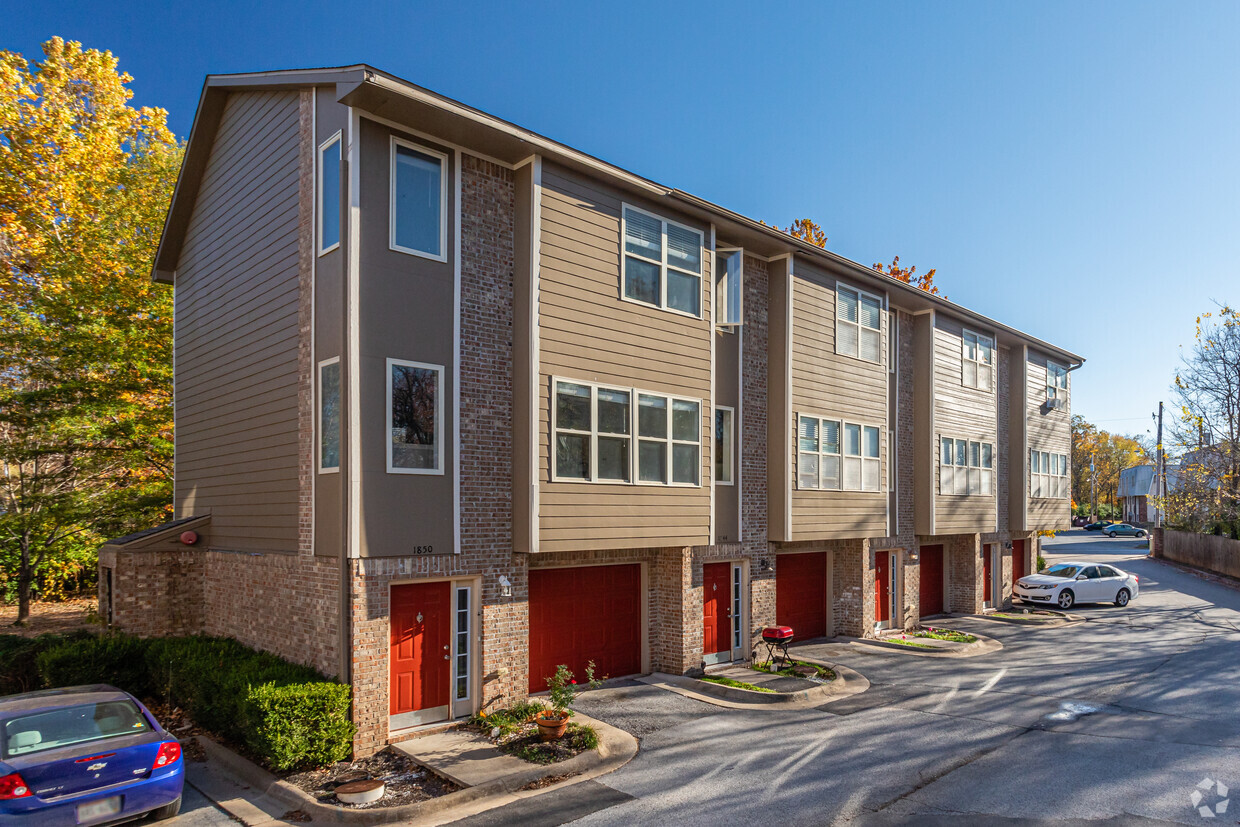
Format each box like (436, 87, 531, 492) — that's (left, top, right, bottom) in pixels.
(318, 132, 342, 255)
(836, 283, 884, 363)
(386, 358, 445, 474)
(1031, 449, 1069, 498)
(318, 357, 340, 473)
(454, 586, 470, 701)
(715, 248, 743, 328)
(621, 204, 704, 318)
(1047, 361, 1068, 402)
(962, 329, 994, 391)
(940, 436, 994, 496)
(552, 379, 700, 486)
(797, 414, 882, 492)
(715, 406, 735, 485)
(390, 136, 448, 261)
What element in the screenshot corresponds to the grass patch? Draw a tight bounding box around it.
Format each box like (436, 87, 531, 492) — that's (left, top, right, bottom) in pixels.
(913, 628, 977, 644)
(751, 660, 836, 681)
(881, 637, 938, 649)
(700, 675, 775, 693)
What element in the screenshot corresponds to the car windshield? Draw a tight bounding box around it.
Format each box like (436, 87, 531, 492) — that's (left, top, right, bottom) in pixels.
(1042, 564, 1080, 578)
(1, 700, 150, 759)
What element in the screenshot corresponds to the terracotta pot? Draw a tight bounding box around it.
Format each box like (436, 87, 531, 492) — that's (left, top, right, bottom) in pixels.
(535, 711, 569, 741)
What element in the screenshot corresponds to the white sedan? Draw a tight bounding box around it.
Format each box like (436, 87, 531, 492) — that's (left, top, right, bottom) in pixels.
(1014, 561, 1140, 610)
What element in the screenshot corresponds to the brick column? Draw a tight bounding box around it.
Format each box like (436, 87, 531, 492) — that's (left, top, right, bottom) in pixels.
(947, 534, 984, 614)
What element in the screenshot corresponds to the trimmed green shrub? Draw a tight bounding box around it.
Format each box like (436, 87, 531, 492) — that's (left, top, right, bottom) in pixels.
(0, 633, 92, 696)
(19, 632, 353, 771)
(37, 634, 153, 697)
(245, 682, 354, 771)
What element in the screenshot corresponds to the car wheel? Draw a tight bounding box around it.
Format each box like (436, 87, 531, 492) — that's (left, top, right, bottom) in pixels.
(1136, 531, 1146, 538)
(1108, 531, 1117, 537)
(1057, 590, 1075, 610)
(1115, 589, 1130, 607)
(150, 797, 182, 821)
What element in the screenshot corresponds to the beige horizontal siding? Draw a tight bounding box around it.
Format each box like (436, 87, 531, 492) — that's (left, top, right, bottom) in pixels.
(173, 90, 302, 553)
(1028, 498, 1071, 530)
(537, 162, 712, 551)
(1025, 347, 1072, 523)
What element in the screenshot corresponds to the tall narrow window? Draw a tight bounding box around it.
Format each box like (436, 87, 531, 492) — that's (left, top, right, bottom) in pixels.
(554, 382, 592, 480)
(1047, 361, 1069, 402)
(391, 139, 446, 260)
(671, 400, 701, 485)
(387, 359, 444, 474)
(318, 134, 341, 254)
(622, 205, 703, 317)
(716, 249, 744, 327)
(715, 406, 734, 484)
(454, 587, 470, 700)
(862, 426, 881, 492)
(319, 358, 340, 472)
(962, 330, 994, 391)
(596, 388, 632, 482)
(836, 284, 883, 363)
(843, 423, 863, 490)
(637, 394, 668, 483)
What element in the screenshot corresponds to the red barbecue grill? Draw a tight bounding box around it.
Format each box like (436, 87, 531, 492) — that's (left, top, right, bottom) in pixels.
(761, 625, 793, 666)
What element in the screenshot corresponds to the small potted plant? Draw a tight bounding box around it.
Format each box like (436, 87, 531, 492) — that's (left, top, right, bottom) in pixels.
(535, 661, 600, 741)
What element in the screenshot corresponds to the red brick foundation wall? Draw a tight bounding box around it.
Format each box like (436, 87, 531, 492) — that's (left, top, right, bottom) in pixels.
(99, 548, 204, 637)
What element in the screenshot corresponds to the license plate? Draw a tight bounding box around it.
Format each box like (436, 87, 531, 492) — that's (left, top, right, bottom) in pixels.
(76, 796, 122, 824)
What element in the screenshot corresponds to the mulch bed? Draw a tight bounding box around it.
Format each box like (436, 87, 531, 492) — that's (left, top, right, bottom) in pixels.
(284, 748, 458, 809)
(493, 723, 597, 765)
(0, 599, 99, 638)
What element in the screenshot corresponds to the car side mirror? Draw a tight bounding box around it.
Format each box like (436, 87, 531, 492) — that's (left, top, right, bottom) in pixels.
(1075, 574, 1088, 581)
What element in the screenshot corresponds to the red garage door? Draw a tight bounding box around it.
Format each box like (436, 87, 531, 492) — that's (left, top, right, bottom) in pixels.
(919, 545, 945, 618)
(776, 552, 827, 641)
(529, 565, 642, 693)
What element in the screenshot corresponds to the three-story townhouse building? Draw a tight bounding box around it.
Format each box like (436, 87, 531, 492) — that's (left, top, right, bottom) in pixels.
(98, 65, 1082, 756)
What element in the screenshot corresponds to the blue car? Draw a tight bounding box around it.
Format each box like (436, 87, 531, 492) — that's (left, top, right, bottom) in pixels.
(0, 685, 183, 825)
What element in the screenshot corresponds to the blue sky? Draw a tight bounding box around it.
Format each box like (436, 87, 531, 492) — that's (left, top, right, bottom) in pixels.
(8, 1, 1238, 441)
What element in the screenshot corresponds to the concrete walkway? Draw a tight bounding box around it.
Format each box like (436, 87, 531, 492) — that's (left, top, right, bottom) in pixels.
(391, 728, 532, 788)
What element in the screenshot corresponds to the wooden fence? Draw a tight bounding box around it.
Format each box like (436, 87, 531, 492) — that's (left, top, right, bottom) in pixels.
(1158, 528, 1240, 580)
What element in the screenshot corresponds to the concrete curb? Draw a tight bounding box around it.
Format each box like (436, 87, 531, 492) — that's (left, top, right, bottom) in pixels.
(638, 662, 869, 710)
(842, 630, 1003, 658)
(193, 713, 637, 825)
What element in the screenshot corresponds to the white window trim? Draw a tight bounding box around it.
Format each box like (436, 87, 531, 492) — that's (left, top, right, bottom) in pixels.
(939, 435, 995, 497)
(317, 131, 342, 256)
(389, 135, 449, 263)
(453, 585, 471, 703)
(620, 203, 705, 320)
(835, 281, 885, 365)
(386, 357, 446, 475)
(1030, 449, 1069, 499)
(715, 247, 744, 330)
(1047, 360, 1069, 401)
(317, 356, 340, 474)
(796, 413, 883, 493)
(715, 405, 735, 486)
(550, 376, 702, 487)
(961, 328, 995, 392)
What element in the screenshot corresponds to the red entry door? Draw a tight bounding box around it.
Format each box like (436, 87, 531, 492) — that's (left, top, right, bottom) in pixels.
(919, 545, 945, 617)
(875, 552, 891, 624)
(390, 582, 451, 716)
(776, 553, 827, 640)
(703, 563, 732, 657)
(1013, 539, 1027, 584)
(983, 545, 993, 603)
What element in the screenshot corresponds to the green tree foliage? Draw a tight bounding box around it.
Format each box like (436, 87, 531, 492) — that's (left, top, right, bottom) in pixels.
(1070, 414, 1146, 515)
(0, 38, 181, 622)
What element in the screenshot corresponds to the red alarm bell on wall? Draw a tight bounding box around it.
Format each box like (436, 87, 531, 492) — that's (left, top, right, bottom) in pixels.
(180, 531, 199, 545)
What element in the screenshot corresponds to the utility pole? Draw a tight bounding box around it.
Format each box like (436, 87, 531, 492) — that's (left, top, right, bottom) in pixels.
(1090, 453, 1096, 520)
(1155, 401, 1164, 528)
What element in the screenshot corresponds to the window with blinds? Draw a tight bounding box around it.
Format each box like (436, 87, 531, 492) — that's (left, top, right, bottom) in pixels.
(836, 284, 883, 364)
(1031, 449, 1069, 498)
(798, 414, 881, 492)
(940, 436, 994, 496)
(622, 205, 703, 318)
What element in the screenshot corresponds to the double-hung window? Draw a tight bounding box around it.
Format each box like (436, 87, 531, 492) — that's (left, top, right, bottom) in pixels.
(962, 330, 994, 391)
(390, 137, 447, 261)
(797, 415, 881, 492)
(1031, 450, 1068, 498)
(318, 133, 341, 254)
(714, 406, 734, 484)
(387, 359, 444, 474)
(1047, 361, 1068, 402)
(553, 380, 699, 486)
(836, 284, 883, 363)
(622, 205, 703, 317)
(940, 437, 994, 495)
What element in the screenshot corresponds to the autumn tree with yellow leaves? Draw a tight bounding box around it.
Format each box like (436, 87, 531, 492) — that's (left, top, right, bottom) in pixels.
(769, 218, 943, 296)
(0, 38, 181, 623)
